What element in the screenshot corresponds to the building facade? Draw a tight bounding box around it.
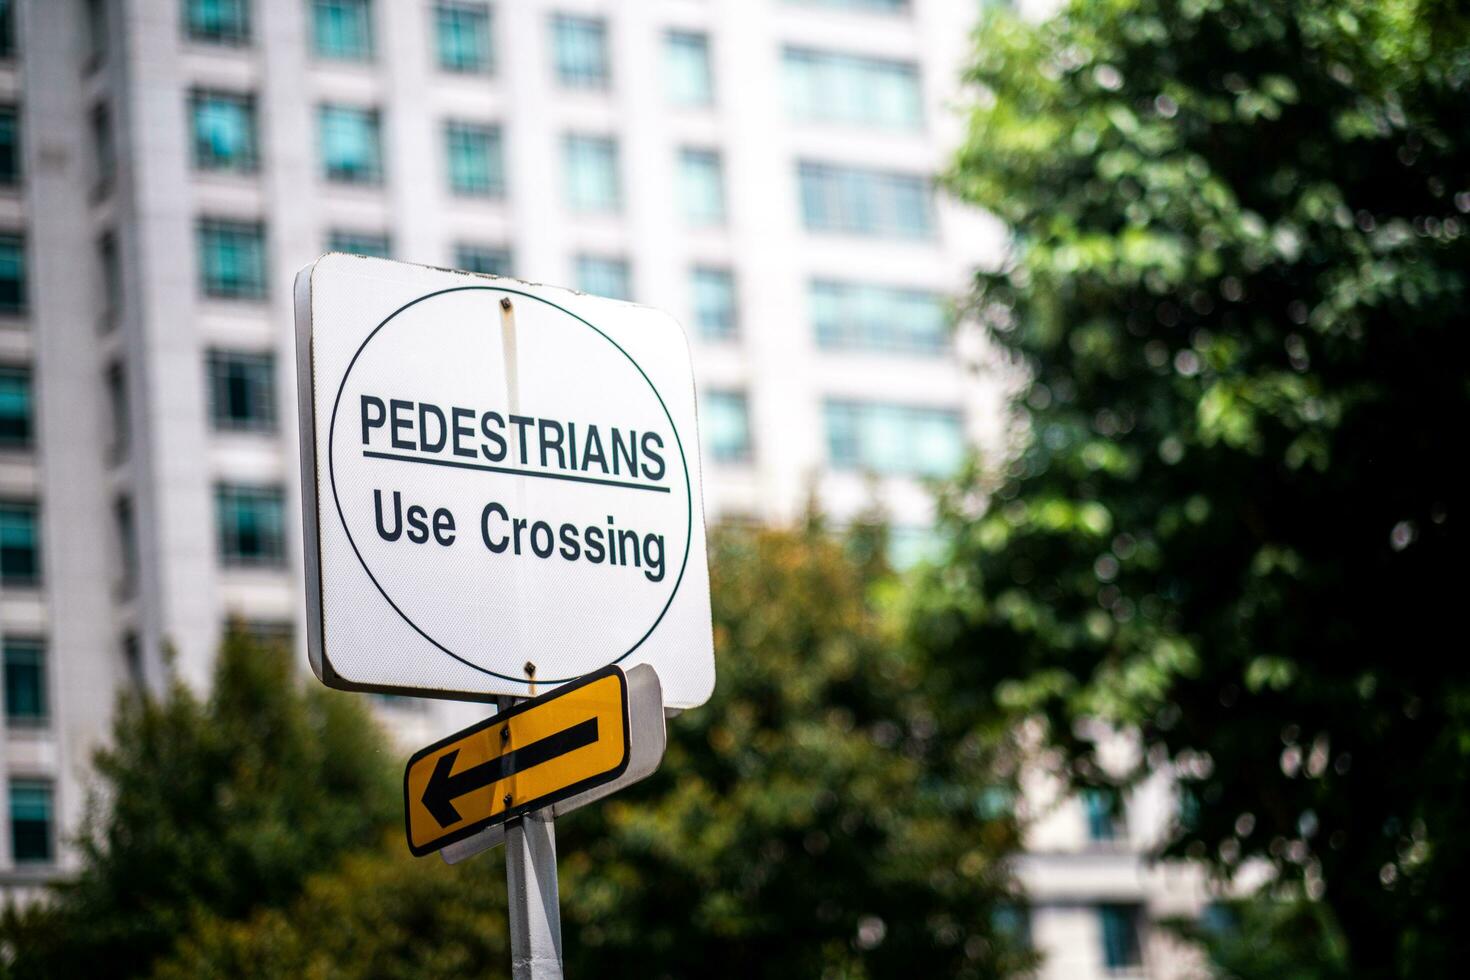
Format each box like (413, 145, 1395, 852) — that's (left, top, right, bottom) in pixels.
(0, 0, 1209, 975)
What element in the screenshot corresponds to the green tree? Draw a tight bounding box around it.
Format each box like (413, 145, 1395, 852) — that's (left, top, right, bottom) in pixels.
(151, 525, 1031, 979)
(2, 628, 397, 979)
(916, 0, 1470, 975)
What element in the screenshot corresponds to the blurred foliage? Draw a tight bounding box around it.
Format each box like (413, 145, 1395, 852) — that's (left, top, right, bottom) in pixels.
(920, 0, 1470, 975)
(0, 628, 398, 979)
(152, 845, 508, 980)
(1166, 895, 1348, 980)
(144, 523, 1030, 979)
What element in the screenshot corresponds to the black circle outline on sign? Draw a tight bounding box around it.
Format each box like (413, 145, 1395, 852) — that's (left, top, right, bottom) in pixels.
(327, 285, 694, 685)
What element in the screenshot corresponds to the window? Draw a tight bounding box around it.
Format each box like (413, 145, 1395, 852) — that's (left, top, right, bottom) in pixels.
(91, 104, 116, 193)
(0, 233, 23, 312)
(0, 501, 39, 586)
(0, 365, 30, 448)
(991, 904, 1032, 951)
(114, 495, 137, 594)
(0, 0, 13, 58)
(678, 149, 726, 226)
(575, 255, 630, 301)
(1098, 904, 1144, 971)
(99, 231, 121, 324)
(784, 48, 922, 129)
(312, 0, 374, 61)
(85, 0, 108, 64)
(319, 105, 382, 184)
(327, 230, 391, 257)
(185, 0, 251, 45)
(811, 280, 948, 354)
(197, 219, 266, 299)
(455, 244, 512, 276)
(888, 526, 944, 569)
(824, 400, 964, 477)
(564, 135, 620, 212)
(702, 391, 752, 463)
(691, 267, 736, 341)
(551, 14, 608, 89)
(122, 633, 145, 691)
(436, 2, 492, 74)
(445, 122, 504, 197)
(106, 360, 128, 459)
(1083, 788, 1125, 842)
(208, 350, 277, 431)
(191, 90, 257, 173)
(799, 162, 933, 238)
(9, 780, 54, 864)
(0, 105, 19, 186)
(241, 619, 294, 648)
(215, 484, 286, 566)
(3, 638, 46, 726)
(665, 31, 713, 106)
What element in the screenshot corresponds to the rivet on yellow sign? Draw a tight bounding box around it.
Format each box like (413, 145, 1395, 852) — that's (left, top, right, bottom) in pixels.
(403, 666, 631, 857)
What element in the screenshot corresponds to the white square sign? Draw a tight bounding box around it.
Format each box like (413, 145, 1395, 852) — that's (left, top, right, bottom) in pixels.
(294, 254, 715, 709)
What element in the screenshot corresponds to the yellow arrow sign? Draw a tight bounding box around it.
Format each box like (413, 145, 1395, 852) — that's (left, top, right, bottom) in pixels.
(403, 666, 630, 857)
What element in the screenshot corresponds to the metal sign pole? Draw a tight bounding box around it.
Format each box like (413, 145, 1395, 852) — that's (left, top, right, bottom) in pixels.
(505, 809, 563, 979)
(496, 694, 564, 979)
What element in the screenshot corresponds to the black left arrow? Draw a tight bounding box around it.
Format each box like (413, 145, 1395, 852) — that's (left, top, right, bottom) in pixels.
(422, 717, 601, 827)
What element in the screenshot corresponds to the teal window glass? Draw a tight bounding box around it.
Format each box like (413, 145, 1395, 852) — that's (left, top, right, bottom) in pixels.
(446, 122, 504, 197)
(455, 244, 512, 276)
(551, 14, 608, 89)
(0, 500, 39, 586)
(702, 390, 751, 463)
(575, 255, 630, 301)
(3, 638, 46, 725)
(0, 233, 23, 312)
(0, 0, 13, 58)
(665, 31, 713, 107)
(215, 483, 285, 566)
(992, 905, 1032, 950)
(811, 280, 947, 354)
(784, 48, 921, 129)
(9, 780, 53, 864)
(824, 400, 964, 477)
(0, 365, 30, 447)
(691, 267, 736, 341)
(0, 105, 19, 185)
(208, 350, 277, 431)
(197, 219, 266, 299)
(319, 105, 382, 184)
(564, 134, 620, 212)
(679, 148, 726, 226)
(799, 162, 933, 238)
(1098, 904, 1144, 970)
(327, 230, 391, 257)
(436, 2, 492, 73)
(191, 89, 257, 172)
(312, 0, 373, 61)
(185, 0, 250, 45)
(1082, 788, 1124, 842)
(887, 526, 944, 569)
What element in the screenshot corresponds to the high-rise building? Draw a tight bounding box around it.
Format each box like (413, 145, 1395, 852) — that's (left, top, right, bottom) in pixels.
(0, 1, 1209, 975)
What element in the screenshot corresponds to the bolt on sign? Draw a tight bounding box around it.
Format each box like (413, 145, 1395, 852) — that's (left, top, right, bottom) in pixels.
(405, 665, 638, 857)
(293, 254, 715, 708)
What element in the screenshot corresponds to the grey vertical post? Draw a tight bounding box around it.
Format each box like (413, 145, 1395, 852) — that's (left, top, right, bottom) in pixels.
(505, 809, 564, 979)
(497, 695, 564, 979)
